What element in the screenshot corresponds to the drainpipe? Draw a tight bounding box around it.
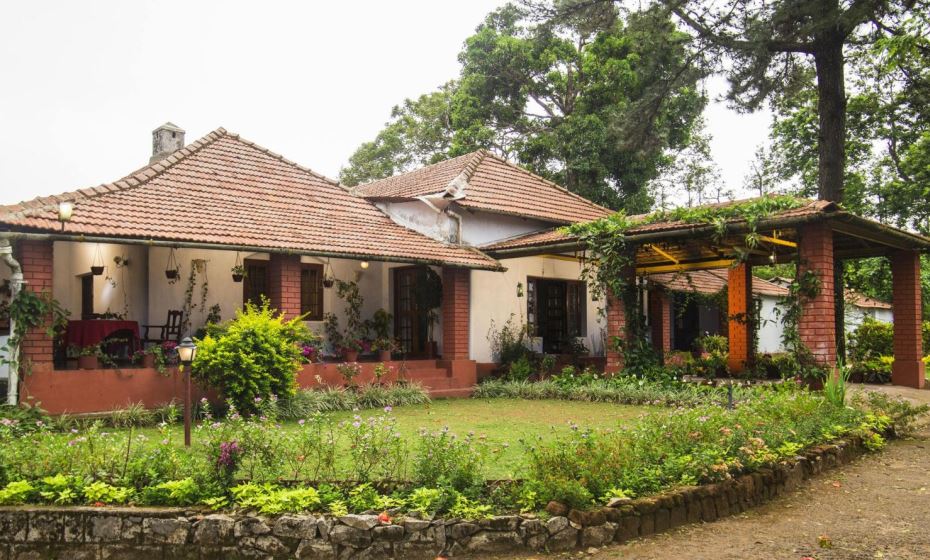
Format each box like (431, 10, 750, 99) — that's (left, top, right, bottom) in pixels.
(445, 208, 463, 245)
(0, 239, 23, 406)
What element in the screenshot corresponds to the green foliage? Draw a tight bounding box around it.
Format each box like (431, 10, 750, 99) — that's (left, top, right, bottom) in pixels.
(0, 480, 34, 505)
(193, 299, 310, 414)
(823, 363, 852, 408)
(524, 390, 868, 506)
(412, 427, 488, 493)
(342, 2, 706, 211)
(83, 480, 134, 505)
(141, 478, 202, 506)
(2, 289, 69, 375)
(486, 314, 533, 367)
(323, 280, 367, 353)
(848, 356, 894, 385)
(231, 483, 321, 515)
(851, 390, 930, 436)
(848, 318, 895, 361)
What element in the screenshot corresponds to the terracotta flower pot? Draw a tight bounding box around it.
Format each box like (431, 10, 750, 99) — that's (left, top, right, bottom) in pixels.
(142, 353, 156, 369)
(78, 355, 99, 370)
(379, 350, 392, 362)
(343, 350, 359, 362)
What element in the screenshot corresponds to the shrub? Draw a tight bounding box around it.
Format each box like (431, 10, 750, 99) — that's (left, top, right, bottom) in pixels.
(487, 314, 533, 366)
(848, 318, 894, 361)
(506, 355, 534, 382)
(194, 299, 315, 414)
(848, 356, 893, 384)
(231, 482, 321, 514)
(412, 427, 487, 493)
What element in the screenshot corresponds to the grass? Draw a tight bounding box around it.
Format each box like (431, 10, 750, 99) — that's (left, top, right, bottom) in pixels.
(139, 399, 652, 478)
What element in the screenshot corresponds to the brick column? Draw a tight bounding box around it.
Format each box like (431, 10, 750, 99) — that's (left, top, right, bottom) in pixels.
(797, 222, 836, 367)
(441, 267, 470, 360)
(268, 253, 302, 320)
(727, 263, 752, 373)
(890, 250, 925, 388)
(605, 261, 637, 374)
(648, 287, 671, 358)
(16, 240, 55, 375)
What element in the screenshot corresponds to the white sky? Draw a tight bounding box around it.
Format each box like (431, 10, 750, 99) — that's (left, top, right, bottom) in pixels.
(0, 0, 769, 206)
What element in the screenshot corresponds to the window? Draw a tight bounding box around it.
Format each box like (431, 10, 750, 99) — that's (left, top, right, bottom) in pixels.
(243, 260, 269, 306)
(566, 281, 585, 337)
(526, 277, 586, 353)
(300, 264, 324, 320)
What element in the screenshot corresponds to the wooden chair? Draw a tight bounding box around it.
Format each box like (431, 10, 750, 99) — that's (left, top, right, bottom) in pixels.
(142, 310, 184, 346)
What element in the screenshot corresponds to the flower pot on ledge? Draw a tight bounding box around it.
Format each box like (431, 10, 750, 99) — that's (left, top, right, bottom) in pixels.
(378, 350, 392, 362)
(343, 350, 359, 363)
(78, 355, 99, 370)
(142, 353, 156, 369)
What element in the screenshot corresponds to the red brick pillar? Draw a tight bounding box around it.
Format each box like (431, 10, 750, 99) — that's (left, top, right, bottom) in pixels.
(648, 287, 671, 358)
(891, 250, 925, 388)
(605, 290, 627, 374)
(16, 240, 55, 375)
(268, 253, 302, 320)
(727, 263, 752, 373)
(441, 267, 470, 360)
(797, 222, 836, 367)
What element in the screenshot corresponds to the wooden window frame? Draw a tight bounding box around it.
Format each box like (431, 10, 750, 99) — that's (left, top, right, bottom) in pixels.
(526, 276, 587, 339)
(242, 258, 270, 307)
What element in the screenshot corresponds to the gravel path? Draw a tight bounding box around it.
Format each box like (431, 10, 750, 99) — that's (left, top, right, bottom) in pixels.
(491, 385, 930, 560)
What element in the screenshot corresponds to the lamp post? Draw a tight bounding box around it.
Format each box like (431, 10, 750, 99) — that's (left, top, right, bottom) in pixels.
(177, 337, 197, 447)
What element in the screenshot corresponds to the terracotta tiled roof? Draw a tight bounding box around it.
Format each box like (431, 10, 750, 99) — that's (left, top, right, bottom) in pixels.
(0, 129, 501, 270)
(648, 270, 789, 297)
(483, 199, 836, 252)
(354, 150, 612, 224)
(845, 290, 892, 309)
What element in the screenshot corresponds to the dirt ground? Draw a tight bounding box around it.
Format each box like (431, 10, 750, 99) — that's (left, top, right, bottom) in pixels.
(490, 384, 930, 560)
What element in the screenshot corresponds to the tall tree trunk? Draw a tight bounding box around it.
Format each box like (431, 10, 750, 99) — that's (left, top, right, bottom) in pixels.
(814, 38, 846, 203)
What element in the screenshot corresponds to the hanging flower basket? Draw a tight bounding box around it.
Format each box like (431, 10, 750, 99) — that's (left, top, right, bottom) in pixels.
(322, 258, 335, 288)
(165, 248, 181, 283)
(231, 253, 246, 283)
(90, 244, 105, 276)
(90, 266, 105, 276)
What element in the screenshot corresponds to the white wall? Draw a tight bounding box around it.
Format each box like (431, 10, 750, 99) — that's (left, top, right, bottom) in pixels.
(459, 210, 550, 247)
(52, 241, 149, 323)
(757, 295, 786, 354)
(845, 304, 893, 333)
(376, 201, 456, 244)
(470, 255, 604, 363)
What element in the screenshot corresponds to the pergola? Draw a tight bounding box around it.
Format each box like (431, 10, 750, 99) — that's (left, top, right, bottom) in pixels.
(486, 200, 930, 388)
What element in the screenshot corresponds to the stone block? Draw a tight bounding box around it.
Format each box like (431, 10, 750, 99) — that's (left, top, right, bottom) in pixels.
(26, 512, 62, 543)
(120, 517, 143, 544)
(700, 497, 717, 522)
(465, 530, 522, 553)
(143, 517, 191, 545)
(478, 515, 520, 532)
(638, 512, 655, 537)
(546, 527, 578, 552)
(654, 509, 670, 533)
(372, 525, 404, 542)
(616, 514, 640, 542)
(328, 525, 372, 548)
(449, 522, 480, 541)
(400, 518, 430, 533)
(241, 535, 289, 556)
(545, 516, 568, 535)
(234, 516, 271, 538)
(100, 545, 162, 559)
(88, 515, 122, 543)
(581, 522, 616, 547)
(62, 513, 84, 544)
(192, 514, 235, 546)
(273, 515, 318, 540)
(296, 538, 336, 560)
(338, 514, 381, 531)
(0, 513, 28, 543)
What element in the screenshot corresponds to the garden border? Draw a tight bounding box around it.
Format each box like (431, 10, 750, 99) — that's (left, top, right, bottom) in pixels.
(0, 433, 874, 559)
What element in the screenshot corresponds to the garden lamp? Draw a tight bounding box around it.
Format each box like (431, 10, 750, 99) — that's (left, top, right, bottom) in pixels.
(177, 337, 197, 447)
(360, 260, 370, 270)
(57, 201, 73, 222)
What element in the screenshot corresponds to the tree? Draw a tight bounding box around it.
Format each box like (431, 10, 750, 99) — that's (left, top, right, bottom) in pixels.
(743, 145, 783, 198)
(341, 1, 707, 211)
(661, 0, 928, 205)
(340, 84, 455, 187)
(648, 117, 726, 209)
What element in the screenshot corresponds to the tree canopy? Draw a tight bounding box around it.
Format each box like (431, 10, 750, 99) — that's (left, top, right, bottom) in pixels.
(341, 1, 707, 212)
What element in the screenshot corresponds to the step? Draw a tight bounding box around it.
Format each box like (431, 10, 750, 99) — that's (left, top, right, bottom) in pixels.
(411, 377, 458, 390)
(397, 360, 439, 370)
(427, 387, 474, 399)
(402, 368, 451, 381)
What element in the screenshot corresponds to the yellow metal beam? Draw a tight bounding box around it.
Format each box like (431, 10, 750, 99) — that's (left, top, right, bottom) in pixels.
(636, 259, 735, 275)
(758, 235, 797, 248)
(644, 243, 679, 264)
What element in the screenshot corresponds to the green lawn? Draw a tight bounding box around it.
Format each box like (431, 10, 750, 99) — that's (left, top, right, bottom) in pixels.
(143, 398, 653, 479)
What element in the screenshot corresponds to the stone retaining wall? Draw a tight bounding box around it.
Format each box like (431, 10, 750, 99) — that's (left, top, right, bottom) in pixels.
(0, 436, 866, 559)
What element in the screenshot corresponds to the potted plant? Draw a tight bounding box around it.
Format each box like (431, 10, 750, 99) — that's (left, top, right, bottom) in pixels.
(231, 263, 246, 283)
(369, 308, 394, 361)
(165, 248, 181, 282)
(74, 344, 101, 370)
(340, 339, 363, 363)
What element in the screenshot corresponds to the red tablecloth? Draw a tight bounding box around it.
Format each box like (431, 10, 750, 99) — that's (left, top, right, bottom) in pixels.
(65, 320, 140, 350)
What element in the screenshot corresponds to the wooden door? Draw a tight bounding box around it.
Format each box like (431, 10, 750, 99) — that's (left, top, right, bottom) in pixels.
(393, 267, 425, 356)
(539, 280, 567, 354)
(80, 274, 94, 320)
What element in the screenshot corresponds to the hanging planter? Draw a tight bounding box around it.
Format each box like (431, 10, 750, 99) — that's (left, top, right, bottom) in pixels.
(90, 244, 105, 276)
(231, 252, 245, 283)
(322, 258, 335, 288)
(165, 248, 181, 282)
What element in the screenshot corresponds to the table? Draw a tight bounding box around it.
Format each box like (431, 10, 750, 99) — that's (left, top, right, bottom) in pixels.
(65, 320, 140, 351)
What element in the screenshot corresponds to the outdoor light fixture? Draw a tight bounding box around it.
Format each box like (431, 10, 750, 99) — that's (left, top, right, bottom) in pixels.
(177, 337, 198, 447)
(360, 261, 369, 270)
(769, 250, 777, 264)
(57, 201, 73, 223)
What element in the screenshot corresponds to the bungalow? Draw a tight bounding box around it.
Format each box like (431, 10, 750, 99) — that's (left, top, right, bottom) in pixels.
(1, 124, 927, 413)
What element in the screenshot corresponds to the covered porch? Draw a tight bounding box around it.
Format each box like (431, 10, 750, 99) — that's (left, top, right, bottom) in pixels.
(3, 236, 478, 413)
(487, 200, 930, 388)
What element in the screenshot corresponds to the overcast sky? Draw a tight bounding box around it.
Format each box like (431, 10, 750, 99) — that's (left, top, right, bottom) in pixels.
(0, 0, 770, 206)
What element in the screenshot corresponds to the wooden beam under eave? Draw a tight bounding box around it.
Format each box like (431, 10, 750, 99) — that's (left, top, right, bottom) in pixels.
(830, 221, 913, 250)
(636, 259, 736, 275)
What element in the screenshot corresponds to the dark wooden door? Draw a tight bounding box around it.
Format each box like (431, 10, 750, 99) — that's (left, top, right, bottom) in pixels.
(538, 280, 567, 354)
(80, 274, 94, 320)
(393, 267, 426, 356)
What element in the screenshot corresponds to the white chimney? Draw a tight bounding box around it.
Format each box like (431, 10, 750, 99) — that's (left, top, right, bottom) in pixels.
(150, 122, 186, 163)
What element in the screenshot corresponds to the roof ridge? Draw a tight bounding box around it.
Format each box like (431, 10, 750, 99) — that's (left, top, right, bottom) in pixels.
(478, 151, 613, 215)
(229, 132, 340, 186)
(1, 128, 229, 221)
